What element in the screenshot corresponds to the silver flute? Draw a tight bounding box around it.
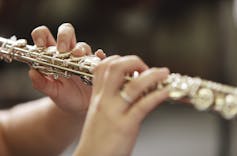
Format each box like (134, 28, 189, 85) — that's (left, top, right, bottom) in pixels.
(0, 36, 237, 119)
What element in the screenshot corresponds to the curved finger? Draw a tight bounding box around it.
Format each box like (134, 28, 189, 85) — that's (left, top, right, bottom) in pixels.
(31, 25, 56, 47)
(92, 55, 121, 95)
(103, 55, 148, 94)
(122, 67, 169, 103)
(127, 88, 169, 124)
(71, 42, 92, 57)
(95, 49, 106, 59)
(57, 23, 76, 53)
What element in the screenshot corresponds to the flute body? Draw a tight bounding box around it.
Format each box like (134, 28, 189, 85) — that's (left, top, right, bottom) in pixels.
(0, 36, 237, 119)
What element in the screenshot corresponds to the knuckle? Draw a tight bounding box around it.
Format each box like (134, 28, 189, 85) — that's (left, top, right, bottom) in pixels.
(149, 68, 161, 76)
(94, 55, 121, 72)
(129, 55, 141, 61)
(77, 42, 92, 52)
(127, 80, 141, 92)
(149, 67, 159, 72)
(125, 55, 145, 67)
(107, 55, 120, 60)
(109, 61, 120, 71)
(148, 67, 170, 78)
(105, 55, 120, 61)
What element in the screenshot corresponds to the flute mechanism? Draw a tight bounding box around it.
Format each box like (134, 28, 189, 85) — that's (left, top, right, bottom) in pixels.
(0, 36, 237, 119)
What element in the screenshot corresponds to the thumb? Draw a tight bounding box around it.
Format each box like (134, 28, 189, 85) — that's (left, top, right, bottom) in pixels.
(28, 69, 55, 96)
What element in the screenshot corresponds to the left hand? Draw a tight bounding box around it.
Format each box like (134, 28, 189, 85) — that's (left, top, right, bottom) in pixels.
(29, 23, 106, 116)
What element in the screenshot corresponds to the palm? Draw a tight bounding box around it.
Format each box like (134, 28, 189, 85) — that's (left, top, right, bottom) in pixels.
(45, 76, 92, 114)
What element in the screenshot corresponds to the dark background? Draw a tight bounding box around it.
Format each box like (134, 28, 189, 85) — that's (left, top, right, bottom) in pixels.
(0, 0, 237, 155)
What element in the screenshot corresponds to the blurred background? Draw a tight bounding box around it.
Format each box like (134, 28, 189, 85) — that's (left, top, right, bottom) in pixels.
(0, 0, 237, 155)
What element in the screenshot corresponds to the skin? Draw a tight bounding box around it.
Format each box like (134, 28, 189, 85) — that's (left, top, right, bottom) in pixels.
(30, 23, 105, 115)
(0, 23, 170, 156)
(0, 23, 105, 156)
(73, 55, 170, 156)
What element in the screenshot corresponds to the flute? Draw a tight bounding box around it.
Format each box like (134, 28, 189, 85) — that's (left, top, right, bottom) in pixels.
(0, 36, 237, 120)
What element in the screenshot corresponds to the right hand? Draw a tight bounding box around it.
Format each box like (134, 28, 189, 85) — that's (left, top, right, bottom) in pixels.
(74, 55, 170, 156)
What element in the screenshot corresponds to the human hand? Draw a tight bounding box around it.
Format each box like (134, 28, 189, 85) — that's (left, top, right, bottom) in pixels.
(74, 55, 170, 156)
(29, 23, 106, 115)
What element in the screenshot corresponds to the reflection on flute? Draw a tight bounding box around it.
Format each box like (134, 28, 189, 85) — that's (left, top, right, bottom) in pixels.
(0, 36, 237, 119)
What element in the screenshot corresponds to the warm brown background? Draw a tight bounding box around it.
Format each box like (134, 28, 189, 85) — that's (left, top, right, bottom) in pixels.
(0, 0, 237, 155)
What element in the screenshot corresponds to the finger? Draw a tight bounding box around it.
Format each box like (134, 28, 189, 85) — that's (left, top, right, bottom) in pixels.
(31, 26, 56, 47)
(121, 67, 169, 103)
(57, 23, 76, 53)
(127, 88, 169, 124)
(103, 55, 148, 94)
(95, 49, 106, 59)
(92, 55, 121, 95)
(71, 42, 92, 57)
(28, 69, 56, 97)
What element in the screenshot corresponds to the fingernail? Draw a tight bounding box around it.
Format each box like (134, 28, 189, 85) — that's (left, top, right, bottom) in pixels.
(77, 44, 86, 54)
(72, 49, 85, 57)
(58, 42, 67, 52)
(96, 49, 103, 53)
(36, 38, 45, 47)
(98, 49, 106, 55)
(95, 49, 106, 59)
(71, 44, 84, 57)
